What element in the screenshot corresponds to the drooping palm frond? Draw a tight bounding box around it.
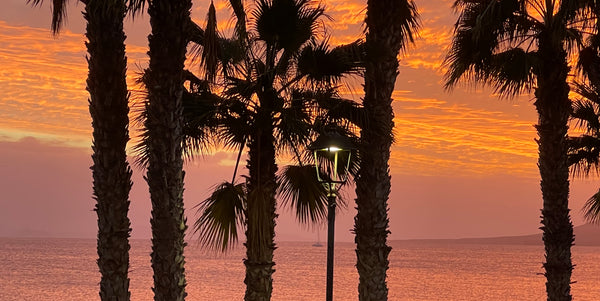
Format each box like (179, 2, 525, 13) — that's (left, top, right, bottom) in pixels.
(277, 165, 328, 224)
(487, 48, 538, 96)
(577, 46, 600, 89)
(228, 0, 247, 40)
(582, 188, 600, 224)
(187, 19, 205, 48)
(202, 2, 221, 82)
(297, 39, 366, 85)
(571, 85, 600, 131)
(27, 0, 69, 34)
(568, 135, 600, 175)
(274, 90, 313, 156)
(193, 181, 247, 251)
(298, 87, 365, 130)
(127, 0, 146, 17)
(569, 81, 600, 176)
(444, 0, 536, 93)
(181, 89, 221, 158)
(217, 97, 253, 151)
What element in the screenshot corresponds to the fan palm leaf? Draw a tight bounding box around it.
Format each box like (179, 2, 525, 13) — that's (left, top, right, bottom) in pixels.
(277, 165, 328, 224)
(193, 181, 247, 251)
(582, 189, 600, 224)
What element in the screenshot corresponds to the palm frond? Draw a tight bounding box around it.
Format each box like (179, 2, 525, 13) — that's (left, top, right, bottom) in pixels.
(27, 0, 69, 34)
(187, 19, 205, 48)
(277, 165, 328, 224)
(193, 181, 247, 251)
(181, 88, 221, 158)
(305, 88, 366, 129)
(127, 0, 146, 17)
(568, 135, 600, 176)
(577, 46, 600, 87)
(218, 111, 252, 151)
(274, 92, 313, 156)
(488, 48, 537, 96)
(202, 2, 221, 82)
(582, 188, 600, 224)
(297, 39, 366, 85)
(228, 0, 247, 40)
(571, 92, 600, 131)
(254, 0, 326, 53)
(444, 0, 533, 92)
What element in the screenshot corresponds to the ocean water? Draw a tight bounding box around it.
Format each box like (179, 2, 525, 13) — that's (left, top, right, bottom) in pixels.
(1, 238, 599, 300)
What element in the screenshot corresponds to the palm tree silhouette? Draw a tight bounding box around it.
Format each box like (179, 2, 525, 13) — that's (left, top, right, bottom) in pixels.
(183, 1, 364, 299)
(132, 0, 193, 299)
(354, 1, 419, 300)
(445, 0, 600, 299)
(27, 0, 135, 299)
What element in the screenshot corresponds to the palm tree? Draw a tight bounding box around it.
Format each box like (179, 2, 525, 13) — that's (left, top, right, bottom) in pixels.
(569, 81, 600, 224)
(134, 0, 192, 299)
(353, 1, 419, 300)
(568, 51, 600, 224)
(444, 1, 600, 299)
(186, 1, 364, 299)
(27, 0, 134, 299)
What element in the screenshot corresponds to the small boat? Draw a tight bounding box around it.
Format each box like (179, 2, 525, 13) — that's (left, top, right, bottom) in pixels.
(312, 232, 323, 247)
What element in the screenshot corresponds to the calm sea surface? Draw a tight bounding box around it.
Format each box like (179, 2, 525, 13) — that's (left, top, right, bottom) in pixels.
(1, 238, 600, 300)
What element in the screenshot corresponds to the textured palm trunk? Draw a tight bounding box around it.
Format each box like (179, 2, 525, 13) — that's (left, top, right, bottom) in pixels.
(85, 1, 132, 300)
(244, 107, 277, 301)
(354, 1, 406, 300)
(144, 0, 192, 300)
(535, 34, 574, 301)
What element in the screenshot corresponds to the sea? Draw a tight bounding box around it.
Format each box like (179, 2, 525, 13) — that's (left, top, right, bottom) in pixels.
(1, 238, 600, 301)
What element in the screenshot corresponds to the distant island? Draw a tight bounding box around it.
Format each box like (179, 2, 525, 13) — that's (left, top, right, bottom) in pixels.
(396, 223, 600, 246)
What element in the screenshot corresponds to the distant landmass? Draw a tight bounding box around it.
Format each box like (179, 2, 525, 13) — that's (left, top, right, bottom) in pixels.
(397, 224, 600, 246)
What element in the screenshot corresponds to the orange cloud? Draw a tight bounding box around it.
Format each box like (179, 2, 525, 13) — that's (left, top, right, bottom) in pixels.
(390, 92, 539, 177)
(0, 20, 149, 147)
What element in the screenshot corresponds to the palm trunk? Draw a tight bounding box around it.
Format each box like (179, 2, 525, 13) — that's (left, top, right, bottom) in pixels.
(144, 0, 192, 300)
(535, 34, 574, 301)
(244, 108, 277, 301)
(85, 1, 132, 300)
(354, 1, 407, 300)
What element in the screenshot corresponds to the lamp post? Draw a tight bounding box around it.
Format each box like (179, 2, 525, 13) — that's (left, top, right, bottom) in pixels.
(308, 132, 355, 301)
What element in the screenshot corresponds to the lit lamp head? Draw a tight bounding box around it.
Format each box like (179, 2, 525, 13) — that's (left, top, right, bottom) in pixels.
(308, 131, 356, 194)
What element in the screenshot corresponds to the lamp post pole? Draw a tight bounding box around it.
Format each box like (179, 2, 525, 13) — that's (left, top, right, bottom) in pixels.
(308, 131, 355, 301)
(326, 192, 336, 301)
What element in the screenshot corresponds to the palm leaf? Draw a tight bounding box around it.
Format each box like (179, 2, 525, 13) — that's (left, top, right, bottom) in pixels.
(582, 188, 600, 224)
(487, 48, 537, 96)
(228, 0, 247, 40)
(571, 95, 600, 132)
(277, 165, 328, 224)
(568, 135, 600, 176)
(27, 0, 69, 34)
(254, 0, 326, 53)
(274, 92, 313, 156)
(444, 0, 534, 93)
(297, 39, 366, 85)
(193, 181, 247, 251)
(202, 2, 221, 82)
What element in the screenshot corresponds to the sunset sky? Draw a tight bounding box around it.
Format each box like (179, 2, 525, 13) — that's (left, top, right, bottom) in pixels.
(1, 0, 599, 242)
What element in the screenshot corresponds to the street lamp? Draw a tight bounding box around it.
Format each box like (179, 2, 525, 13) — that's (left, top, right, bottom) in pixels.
(308, 131, 355, 301)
